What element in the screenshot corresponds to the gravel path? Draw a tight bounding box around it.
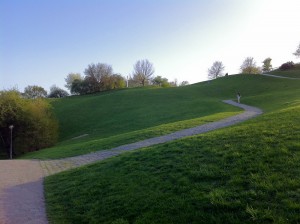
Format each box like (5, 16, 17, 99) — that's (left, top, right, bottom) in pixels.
(262, 73, 300, 80)
(0, 100, 262, 224)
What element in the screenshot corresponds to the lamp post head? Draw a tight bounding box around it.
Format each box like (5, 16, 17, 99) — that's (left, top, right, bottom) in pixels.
(9, 125, 14, 130)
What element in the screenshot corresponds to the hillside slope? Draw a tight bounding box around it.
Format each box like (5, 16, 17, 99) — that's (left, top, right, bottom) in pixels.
(43, 71, 300, 223)
(21, 72, 300, 159)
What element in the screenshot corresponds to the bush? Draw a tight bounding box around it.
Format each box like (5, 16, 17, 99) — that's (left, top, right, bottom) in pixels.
(0, 90, 58, 157)
(279, 61, 295, 70)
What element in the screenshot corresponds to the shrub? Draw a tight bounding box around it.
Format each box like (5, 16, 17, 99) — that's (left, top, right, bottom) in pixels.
(279, 61, 295, 70)
(0, 90, 58, 156)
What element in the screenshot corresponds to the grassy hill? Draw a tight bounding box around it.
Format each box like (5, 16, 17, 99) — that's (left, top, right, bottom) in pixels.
(21, 73, 299, 159)
(269, 63, 300, 78)
(25, 70, 300, 223)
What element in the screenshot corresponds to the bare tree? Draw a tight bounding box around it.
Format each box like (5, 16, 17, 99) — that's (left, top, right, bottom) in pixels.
(293, 43, 300, 58)
(208, 61, 225, 79)
(84, 63, 113, 81)
(240, 57, 261, 74)
(84, 63, 113, 91)
(132, 59, 155, 86)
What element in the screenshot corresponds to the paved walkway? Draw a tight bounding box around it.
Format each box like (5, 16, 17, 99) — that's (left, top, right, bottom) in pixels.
(262, 73, 300, 80)
(0, 100, 263, 224)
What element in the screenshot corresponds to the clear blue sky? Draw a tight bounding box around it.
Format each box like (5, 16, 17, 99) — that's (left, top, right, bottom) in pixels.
(1, 0, 300, 92)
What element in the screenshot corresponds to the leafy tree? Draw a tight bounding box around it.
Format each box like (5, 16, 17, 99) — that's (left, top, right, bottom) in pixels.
(23, 85, 47, 99)
(71, 79, 84, 95)
(279, 61, 295, 70)
(65, 73, 83, 90)
(0, 90, 58, 157)
(153, 76, 170, 87)
(67, 63, 126, 95)
(132, 59, 155, 86)
(262, 58, 272, 73)
(240, 57, 261, 74)
(48, 85, 69, 98)
(207, 61, 225, 79)
(104, 74, 126, 90)
(293, 43, 300, 58)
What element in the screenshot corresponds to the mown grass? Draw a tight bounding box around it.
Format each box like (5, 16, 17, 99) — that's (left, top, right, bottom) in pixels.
(269, 63, 300, 78)
(43, 70, 300, 223)
(20, 73, 300, 159)
(20, 111, 239, 159)
(45, 102, 300, 223)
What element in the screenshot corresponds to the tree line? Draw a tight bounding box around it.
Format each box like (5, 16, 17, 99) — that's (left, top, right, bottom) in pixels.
(65, 59, 189, 95)
(207, 42, 300, 79)
(17, 59, 188, 100)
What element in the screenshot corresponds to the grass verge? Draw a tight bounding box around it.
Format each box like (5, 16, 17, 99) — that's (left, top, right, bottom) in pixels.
(45, 103, 300, 223)
(20, 111, 240, 159)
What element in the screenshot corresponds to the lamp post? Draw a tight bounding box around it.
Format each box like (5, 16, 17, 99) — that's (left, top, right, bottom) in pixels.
(9, 125, 14, 159)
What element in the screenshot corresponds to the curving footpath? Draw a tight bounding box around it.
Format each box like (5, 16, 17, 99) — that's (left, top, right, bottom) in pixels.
(262, 73, 300, 80)
(0, 100, 263, 224)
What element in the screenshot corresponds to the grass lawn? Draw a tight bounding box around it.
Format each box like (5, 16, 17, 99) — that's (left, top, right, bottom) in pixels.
(43, 69, 300, 223)
(20, 111, 239, 159)
(45, 102, 300, 223)
(20, 73, 300, 159)
(269, 63, 300, 78)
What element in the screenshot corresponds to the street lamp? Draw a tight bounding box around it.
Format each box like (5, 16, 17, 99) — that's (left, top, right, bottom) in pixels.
(9, 125, 14, 159)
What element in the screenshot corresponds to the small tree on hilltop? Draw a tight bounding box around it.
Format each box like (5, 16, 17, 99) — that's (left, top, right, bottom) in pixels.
(262, 57, 272, 73)
(293, 43, 300, 58)
(153, 76, 170, 87)
(48, 85, 69, 98)
(23, 85, 47, 99)
(208, 61, 225, 79)
(240, 57, 261, 74)
(132, 59, 155, 86)
(65, 73, 83, 91)
(83, 63, 113, 92)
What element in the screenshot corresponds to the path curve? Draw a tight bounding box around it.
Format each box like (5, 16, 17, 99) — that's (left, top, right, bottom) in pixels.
(0, 100, 263, 224)
(262, 73, 300, 80)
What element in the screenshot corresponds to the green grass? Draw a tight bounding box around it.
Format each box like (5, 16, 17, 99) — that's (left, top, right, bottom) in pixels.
(42, 70, 300, 223)
(45, 103, 300, 223)
(20, 111, 239, 159)
(20, 73, 300, 159)
(269, 63, 300, 78)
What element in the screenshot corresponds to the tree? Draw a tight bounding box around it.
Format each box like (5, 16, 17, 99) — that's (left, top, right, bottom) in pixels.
(153, 76, 170, 87)
(207, 61, 225, 79)
(109, 74, 126, 89)
(279, 61, 295, 70)
(23, 85, 47, 99)
(84, 63, 113, 91)
(293, 43, 300, 58)
(0, 90, 58, 156)
(262, 58, 272, 73)
(240, 57, 261, 74)
(132, 59, 155, 86)
(65, 73, 83, 90)
(48, 85, 69, 98)
(70, 76, 99, 95)
(179, 81, 189, 86)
